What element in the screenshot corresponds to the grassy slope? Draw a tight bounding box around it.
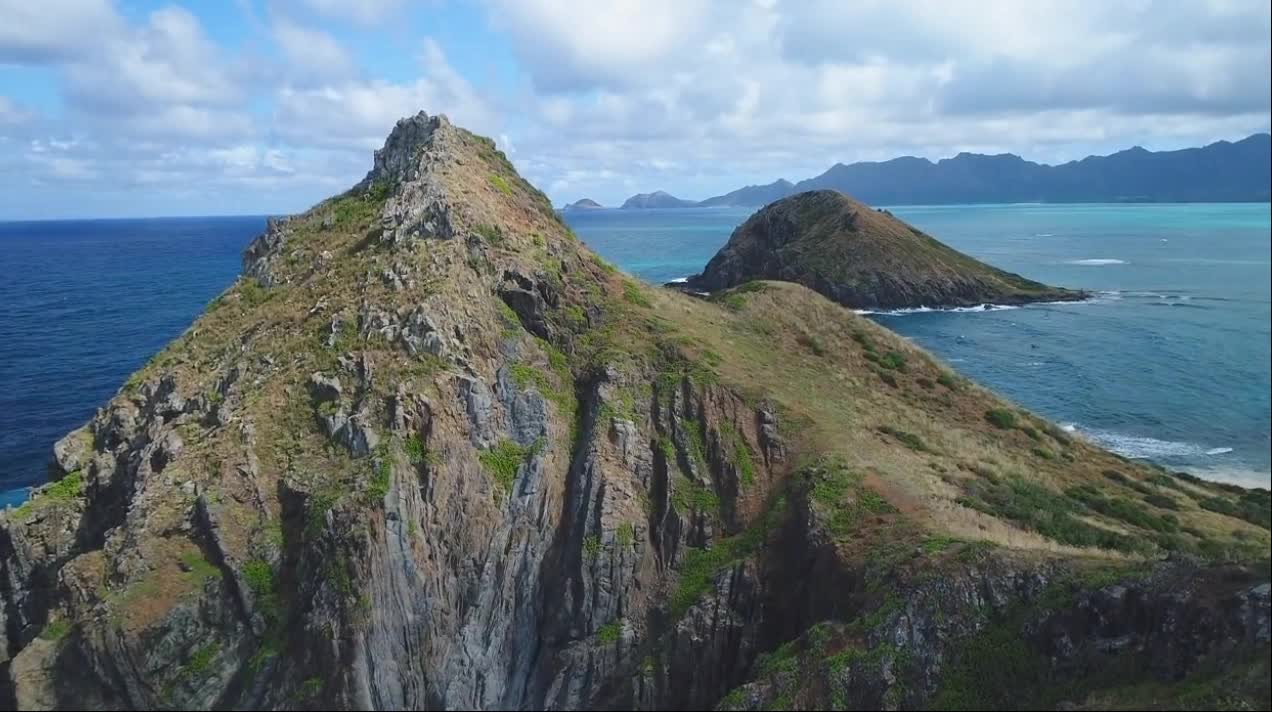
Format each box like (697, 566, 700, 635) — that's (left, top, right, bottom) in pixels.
(649, 280, 1267, 559)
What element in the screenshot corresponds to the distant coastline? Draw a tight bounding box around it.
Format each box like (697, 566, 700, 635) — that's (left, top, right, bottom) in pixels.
(596, 133, 1271, 210)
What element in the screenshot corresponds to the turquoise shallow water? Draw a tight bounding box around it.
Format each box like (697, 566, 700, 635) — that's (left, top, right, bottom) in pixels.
(0, 204, 1267, 506)
(566, 204, 1272, 487)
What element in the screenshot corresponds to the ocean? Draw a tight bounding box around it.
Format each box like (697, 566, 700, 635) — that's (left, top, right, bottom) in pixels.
(2, 203, 1268, 504)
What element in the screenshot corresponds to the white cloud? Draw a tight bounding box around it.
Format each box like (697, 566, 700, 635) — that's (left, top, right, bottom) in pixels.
(273, 39, 496, 151)
(64, 7, 244, 114)
(1, 0, 1268, 216)
(270, 17, 355, 83)
(0, 0, 119, 63)
(0, 96, 35, 127)
(485, 0, 715, 91)
(297, 0, 405, 27)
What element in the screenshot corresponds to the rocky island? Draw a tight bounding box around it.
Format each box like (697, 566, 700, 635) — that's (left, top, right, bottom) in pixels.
(0, 112, 1267, 710)
(562, 198, 604, 211)
(620, 190, 696, 209)
(683, 190, 1087, 310)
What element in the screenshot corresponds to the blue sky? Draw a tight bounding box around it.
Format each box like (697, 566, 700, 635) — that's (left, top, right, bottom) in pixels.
(1, 0, 1269, 219)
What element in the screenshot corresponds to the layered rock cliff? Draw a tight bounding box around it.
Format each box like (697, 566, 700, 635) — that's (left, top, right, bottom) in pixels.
(1, 112, 1267, 711)
(685, 190, 1086, 309)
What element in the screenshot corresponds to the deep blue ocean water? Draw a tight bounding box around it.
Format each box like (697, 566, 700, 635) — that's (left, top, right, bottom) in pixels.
(2, 204, 1268, 505)
(0, 217, 264, 506)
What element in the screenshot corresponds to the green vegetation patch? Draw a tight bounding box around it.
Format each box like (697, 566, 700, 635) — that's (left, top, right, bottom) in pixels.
(595, 619, 622, 644)
(1142, 492, 1180, 511)
(242, 559, 280, 622)
(305, 491, 338, 537)
(984, 408, 1017, 429)
(179, 551, 221, 581)
(39, 619, 71, 641)
(682, 420, 709, 468)
(796, 332, 827, 356)
(583, 534, 602, 558)
(756, 639, 801, 677)
(328, 186, 386, 227)
(489, 174, 513, 195)
(671, 496, 787, 617)
(242, 560, 275, 598)
(1198, 490, 1271, 530)
(1066, 485, 1179, 533)
(879, 425, 930, 453)
(957, 477, 1144, 552)
(11, 470, 84, 521)
(479, 439, 542, 496)
(878, 351, 907, 371)
(509, 350, 577, 423)
(367, 456, 392, 502)
(921, 535, 961, 554)
(297, 677, 323, 701)
(186, 642, 220, 677)
(670, 476, 720, 515)
(616, 522, 635, 547)
(475, 223, 504, 245)
(712, 281, 768, 311)
(721, 422, 757, 486)
(804, 458, 897, 539)
(622, 281, 652, 308)
(852, 331, 876, 353)
(404, 435, 426, 464)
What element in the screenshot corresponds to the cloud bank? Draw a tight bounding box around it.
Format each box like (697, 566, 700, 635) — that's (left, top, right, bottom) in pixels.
(0, 0, 1268, 217)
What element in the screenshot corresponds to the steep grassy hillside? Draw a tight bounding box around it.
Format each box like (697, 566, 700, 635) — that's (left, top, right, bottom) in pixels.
(1, 113, 1266, 711)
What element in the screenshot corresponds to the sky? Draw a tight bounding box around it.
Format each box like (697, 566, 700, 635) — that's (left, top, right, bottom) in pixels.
(0, 0, 1269, 219)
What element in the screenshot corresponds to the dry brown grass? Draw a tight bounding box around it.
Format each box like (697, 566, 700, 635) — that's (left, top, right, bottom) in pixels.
(650, 280, 1268, 556)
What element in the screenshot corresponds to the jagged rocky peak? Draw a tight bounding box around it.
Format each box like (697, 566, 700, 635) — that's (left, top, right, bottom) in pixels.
(1, 111, 1268, 711)
(361, 110, 454, 187)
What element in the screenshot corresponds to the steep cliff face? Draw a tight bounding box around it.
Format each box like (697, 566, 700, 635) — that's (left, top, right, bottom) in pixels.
(686, 190, 1086, 309)
(1, 113, 1267, 711)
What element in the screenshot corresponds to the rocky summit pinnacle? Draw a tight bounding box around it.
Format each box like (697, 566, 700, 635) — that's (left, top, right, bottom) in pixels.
(686, 189, 1087, 310)
(1, 113, 1267, 711)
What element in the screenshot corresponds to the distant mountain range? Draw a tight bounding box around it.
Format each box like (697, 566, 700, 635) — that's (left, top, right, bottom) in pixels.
(607, 133, 1271, 209)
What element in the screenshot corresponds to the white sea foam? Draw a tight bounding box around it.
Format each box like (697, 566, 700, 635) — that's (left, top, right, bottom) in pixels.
(856, 304, 1020, 316)
(667, 276, 689, 284)
(1067, 258, 1126, 265)
(1067, 425, 1234, 461)
(1033, 233, 1055, 237)
(1176, 465, 1271, 489)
